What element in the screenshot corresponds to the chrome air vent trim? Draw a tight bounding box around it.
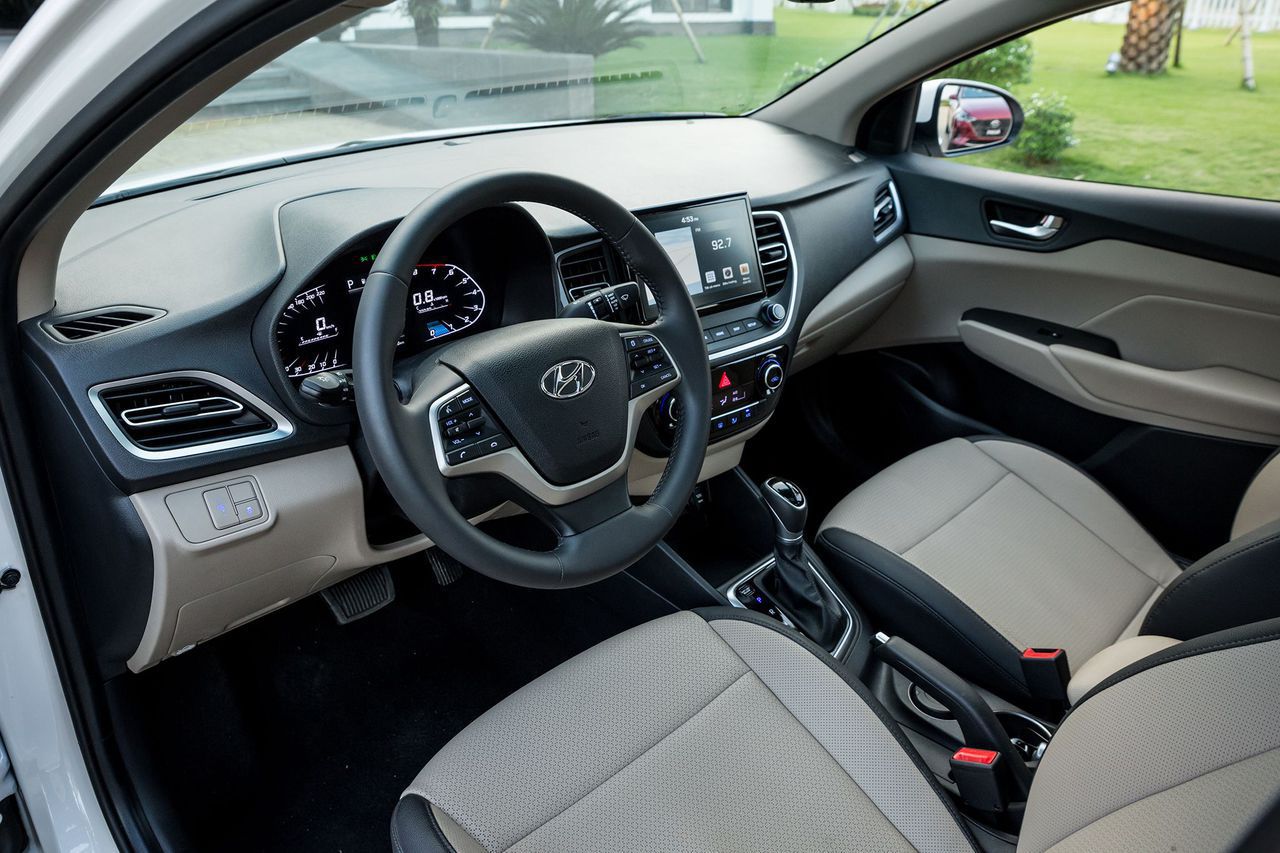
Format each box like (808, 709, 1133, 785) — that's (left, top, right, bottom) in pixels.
(89, 370, 294, 461)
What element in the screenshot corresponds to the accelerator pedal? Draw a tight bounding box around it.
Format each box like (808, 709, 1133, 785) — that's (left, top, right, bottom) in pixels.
(426, 548, 465, 587)
(322, 564, 395, 625)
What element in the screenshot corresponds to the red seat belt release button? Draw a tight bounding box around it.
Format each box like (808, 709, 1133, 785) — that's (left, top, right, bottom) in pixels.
(950, 747, 1006, 812)
(1020, 647, 1070, 704)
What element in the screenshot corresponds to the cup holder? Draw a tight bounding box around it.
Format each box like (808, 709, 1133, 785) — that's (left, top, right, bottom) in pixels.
(997, 711, 1054, 762)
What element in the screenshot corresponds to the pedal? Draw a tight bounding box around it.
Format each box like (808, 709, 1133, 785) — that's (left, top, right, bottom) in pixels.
(426, 548, 465, 587)
(322, 564, 394, 625)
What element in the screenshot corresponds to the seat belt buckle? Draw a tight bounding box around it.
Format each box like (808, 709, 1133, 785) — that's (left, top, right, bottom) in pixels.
(1020, 647, 1070, 705)
(950, 747, 1007, 813)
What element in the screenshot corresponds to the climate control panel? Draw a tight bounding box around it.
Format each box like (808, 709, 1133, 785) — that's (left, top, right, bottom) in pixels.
(654, 348, 787, 445)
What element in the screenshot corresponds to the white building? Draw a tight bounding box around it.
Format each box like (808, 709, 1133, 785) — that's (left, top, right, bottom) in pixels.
(348, 0, 778, 46)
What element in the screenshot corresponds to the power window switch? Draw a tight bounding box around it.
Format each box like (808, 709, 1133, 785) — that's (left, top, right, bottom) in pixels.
(203, 488, 237, 529)
(228, 481, 256, 503)
(235, 499, 263, 523)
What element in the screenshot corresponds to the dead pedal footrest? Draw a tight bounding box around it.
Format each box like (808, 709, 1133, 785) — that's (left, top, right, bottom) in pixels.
(322, 564, 395, 625)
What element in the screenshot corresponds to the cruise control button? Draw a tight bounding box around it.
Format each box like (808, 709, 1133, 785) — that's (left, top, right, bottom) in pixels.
(203, 488, 237, 530)
(654, 369, 676, 385)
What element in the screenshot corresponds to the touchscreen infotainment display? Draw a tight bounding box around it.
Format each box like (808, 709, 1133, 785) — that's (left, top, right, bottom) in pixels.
(639, 197, 763, 311)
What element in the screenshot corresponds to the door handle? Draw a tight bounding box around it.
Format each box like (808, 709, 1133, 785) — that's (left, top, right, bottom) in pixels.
(989, 214, 1063, 241)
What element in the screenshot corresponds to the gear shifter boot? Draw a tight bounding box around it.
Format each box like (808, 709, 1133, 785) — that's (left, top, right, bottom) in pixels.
(767, 543, 845, 648)
(759, 477, 844, 648)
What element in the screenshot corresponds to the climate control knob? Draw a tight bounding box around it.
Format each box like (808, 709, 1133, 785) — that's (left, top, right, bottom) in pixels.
(759, 357, 784, 394)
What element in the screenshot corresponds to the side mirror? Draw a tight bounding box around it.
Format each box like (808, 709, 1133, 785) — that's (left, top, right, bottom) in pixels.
(915, 79, 1023, 157)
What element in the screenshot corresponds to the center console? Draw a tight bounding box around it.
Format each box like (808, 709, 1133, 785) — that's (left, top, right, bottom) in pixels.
(651, 348, 787, 446)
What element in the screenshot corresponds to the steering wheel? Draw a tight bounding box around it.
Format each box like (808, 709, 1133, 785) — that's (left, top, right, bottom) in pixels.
(353, 172, 711, 589)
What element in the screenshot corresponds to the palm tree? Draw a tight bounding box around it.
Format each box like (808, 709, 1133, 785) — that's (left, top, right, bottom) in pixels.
(496, 0, 648, 57)
(405, 0, 443, 47)
(1118, 0, 1185, 74)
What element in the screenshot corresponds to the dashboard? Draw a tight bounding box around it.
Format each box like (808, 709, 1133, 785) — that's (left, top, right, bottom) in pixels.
(20, 117, 905, 674)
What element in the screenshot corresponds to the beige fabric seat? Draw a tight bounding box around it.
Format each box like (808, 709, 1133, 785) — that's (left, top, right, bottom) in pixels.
(817, 437, 1280, 703)
(391, 609, 1280, 852)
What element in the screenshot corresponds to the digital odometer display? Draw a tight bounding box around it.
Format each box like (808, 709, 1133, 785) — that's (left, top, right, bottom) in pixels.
(275, 248, 487, 381)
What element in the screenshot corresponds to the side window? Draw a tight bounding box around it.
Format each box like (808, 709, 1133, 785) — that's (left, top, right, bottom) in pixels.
(945, 1, 1278, 202)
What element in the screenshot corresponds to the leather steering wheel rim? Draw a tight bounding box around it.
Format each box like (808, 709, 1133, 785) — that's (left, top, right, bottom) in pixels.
(354, 171, 711, 589)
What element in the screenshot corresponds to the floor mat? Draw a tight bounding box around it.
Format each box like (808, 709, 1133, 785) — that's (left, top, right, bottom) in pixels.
(117, 560, 632, 852)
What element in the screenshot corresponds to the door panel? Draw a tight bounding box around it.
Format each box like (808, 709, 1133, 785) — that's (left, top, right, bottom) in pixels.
(852, 154, 1280, 445)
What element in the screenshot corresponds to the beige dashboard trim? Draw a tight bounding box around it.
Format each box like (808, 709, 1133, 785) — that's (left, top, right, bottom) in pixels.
(627, 418, 767, 495)
(131, 423, 763, 670)
(794, 236, 912, 372)
(128, 446, 440, 672)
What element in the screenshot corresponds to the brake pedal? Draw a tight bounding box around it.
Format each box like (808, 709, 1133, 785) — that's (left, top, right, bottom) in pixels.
(322, 564, 395, 625)
(426, 548, 465, 587)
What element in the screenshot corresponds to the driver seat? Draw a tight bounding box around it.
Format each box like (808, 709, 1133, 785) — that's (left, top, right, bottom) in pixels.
(392, 609, 1280, 852)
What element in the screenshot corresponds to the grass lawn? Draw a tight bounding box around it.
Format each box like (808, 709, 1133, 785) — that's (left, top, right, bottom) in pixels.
(585, 9, 1280, 201)
(963, 21, 1280, 201)
(588, 7, 876, 116)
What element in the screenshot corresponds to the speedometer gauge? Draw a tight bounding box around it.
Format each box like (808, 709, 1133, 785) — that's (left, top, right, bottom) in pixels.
(275, 284, 352, 379)
(407, 264, 485, 343)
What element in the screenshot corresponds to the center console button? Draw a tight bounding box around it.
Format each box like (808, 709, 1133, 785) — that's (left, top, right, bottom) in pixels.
(710, 326, 730, 342)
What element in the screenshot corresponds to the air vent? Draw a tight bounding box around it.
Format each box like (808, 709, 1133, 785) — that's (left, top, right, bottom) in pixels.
(91, 374, 284, 455)
(873, 181, 902, 241)
(753, 212, 792, 295)
(558, 241, 616, 301)
(46, 306, 163, 342)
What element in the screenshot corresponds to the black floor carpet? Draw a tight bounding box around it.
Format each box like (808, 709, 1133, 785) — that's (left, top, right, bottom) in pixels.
(114, 560, 633, 852)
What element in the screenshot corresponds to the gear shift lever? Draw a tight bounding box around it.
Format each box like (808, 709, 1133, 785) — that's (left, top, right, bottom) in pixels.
(761, 477, 807, 560)
(760, 478, 844, 648)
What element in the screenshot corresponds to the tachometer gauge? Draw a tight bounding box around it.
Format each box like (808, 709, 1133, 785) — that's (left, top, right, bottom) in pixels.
(275, 284, 352, 379)
(407, 264, 485, 343)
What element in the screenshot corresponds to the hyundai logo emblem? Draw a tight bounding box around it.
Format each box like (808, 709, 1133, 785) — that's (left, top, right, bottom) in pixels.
(540, 359, 596, 399)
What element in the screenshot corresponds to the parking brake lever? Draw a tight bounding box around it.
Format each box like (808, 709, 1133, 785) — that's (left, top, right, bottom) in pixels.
(874, 634, 1032, 807)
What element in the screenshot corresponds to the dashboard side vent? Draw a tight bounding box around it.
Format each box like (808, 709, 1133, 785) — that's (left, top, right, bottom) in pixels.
(753, 212, 792, 295)
(557, 241, 617, 301)
(46, 306, 163, 342)
(93, 376, 277, 453)
(872, 181, 902, 241)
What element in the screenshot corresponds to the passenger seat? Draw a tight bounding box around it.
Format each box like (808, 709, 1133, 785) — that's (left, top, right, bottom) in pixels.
(817, 437, 1280, 705)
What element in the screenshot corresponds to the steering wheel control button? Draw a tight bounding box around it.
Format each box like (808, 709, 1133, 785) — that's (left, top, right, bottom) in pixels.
(622, 334, 679, 401)
(203, 488, 237, 529)
(436, 388, 514, 469)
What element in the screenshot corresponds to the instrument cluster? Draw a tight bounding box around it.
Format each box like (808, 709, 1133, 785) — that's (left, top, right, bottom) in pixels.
(275, 240, 491, 382)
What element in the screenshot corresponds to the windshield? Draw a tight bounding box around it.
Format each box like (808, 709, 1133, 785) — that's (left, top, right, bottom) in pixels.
(117, 1, 941, 190)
